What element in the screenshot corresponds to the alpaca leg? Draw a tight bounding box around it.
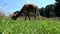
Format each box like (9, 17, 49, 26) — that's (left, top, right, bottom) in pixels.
(34, 7, 37, 20)
(28, 13, 30, 20)
(34, 10, 37, 20)
(25, 13, 27, 20)
(34, 13, 36, 20)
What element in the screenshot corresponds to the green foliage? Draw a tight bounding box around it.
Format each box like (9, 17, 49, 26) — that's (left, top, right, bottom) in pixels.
(55, 0, 60, 3)
(39, 7, 45, 16)
(55, 0, 60, 17)
(0, 17, 60, 34)
(39, 4, 55, 18)
(45, 4, 55, 17)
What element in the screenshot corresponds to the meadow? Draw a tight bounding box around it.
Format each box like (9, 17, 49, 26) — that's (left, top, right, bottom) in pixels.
(0, 16, 60, 34)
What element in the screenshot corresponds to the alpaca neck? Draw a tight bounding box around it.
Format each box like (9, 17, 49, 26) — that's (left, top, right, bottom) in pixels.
(16, 10, 23, 18)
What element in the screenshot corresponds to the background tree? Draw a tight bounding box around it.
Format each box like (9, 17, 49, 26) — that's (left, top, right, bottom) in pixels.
(39, 7, 45, 16)
(55, 0, 60, 3)
(55, 0, 60, 17)
(45, 4, 55, 18)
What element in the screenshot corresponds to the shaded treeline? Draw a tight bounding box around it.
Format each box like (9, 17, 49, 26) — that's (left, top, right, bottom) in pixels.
(39, 0, 60, 18)
(55, 0, 60, 17)
(39, 4, 55, 18)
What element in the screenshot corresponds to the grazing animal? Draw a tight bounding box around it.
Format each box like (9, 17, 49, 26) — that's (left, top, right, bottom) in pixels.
(12, 4, 38, 20)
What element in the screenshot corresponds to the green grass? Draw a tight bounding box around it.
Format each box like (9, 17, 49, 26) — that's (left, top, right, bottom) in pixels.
(0, 17, 60, 34)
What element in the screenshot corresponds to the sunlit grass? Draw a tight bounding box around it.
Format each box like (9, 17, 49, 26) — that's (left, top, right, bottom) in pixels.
(0, 17, 60, 34)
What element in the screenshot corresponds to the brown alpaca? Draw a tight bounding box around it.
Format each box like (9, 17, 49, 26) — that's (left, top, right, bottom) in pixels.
(12, 4, 38, 20)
